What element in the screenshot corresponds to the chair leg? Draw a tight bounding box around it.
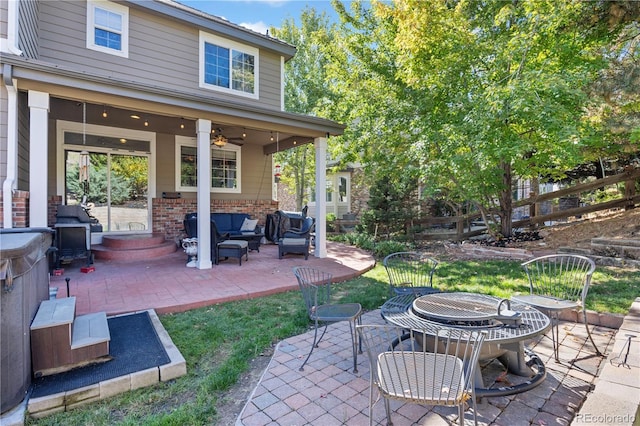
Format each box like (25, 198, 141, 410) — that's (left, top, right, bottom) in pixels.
(383, 397, 392, 426)
(368, 383, 374, 426)
(583, 309, 603, 356)
(550, 312, 560, 362)
(348, 317, 358, 373)
(300, 321, 327, 371)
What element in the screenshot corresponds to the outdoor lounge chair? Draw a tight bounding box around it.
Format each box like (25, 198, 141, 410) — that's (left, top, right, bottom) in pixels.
(512, 254, 602, 362)
(293, 266, 362, 373)
(357, 324, 486, 426)
(278, 217, 315, 260)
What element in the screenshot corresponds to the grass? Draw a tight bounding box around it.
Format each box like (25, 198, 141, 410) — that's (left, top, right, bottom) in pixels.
(26, 260, 638, 425)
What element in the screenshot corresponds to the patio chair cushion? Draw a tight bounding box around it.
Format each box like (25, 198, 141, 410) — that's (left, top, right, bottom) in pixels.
(279, 238, 310, 260)
(185, 213, 259, 238)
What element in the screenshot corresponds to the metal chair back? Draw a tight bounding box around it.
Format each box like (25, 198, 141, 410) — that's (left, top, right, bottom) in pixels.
(521, 254, 596, 305)
(357, 324, 486, 426)
(517, 254, 602, 360)
(383, 252, 439, 297)
(293, 266, 332, 318)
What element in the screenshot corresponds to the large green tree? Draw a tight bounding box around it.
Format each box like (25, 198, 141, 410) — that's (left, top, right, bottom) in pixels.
(327, 0, 637, 237)
(270, 8, 338, 210)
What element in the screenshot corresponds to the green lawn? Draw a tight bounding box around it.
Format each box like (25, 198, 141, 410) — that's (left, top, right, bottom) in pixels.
(26, 260, 638, 425)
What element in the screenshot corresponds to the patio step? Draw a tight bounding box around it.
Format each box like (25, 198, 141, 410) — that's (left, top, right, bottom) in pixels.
(92, 233, 177, 261)
(30, 297, 110, 377)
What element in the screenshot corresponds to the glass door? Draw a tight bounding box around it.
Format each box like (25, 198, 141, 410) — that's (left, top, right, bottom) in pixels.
(64, 150, 149, 232)
(109, 154, 148, 231)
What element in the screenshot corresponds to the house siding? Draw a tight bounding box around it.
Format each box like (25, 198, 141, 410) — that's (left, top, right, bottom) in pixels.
(18, 90, 30, 191)
(1, 0, 8, 39)
(18, 0, 39, 59)
(37, 1, 282, 110)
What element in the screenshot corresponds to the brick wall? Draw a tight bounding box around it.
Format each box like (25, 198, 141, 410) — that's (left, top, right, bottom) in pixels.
(0, 190, 30, 228)
(152, 198, 279, 240)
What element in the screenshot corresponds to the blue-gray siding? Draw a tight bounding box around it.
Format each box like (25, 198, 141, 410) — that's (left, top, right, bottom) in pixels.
(37, 1, 282, 110)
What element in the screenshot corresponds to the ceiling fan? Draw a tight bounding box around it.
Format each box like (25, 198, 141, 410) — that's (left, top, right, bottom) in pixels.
(211, 127, 245, 147)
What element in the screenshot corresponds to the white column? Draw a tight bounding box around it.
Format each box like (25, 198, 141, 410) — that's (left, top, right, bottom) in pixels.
(28, 90, 49, 227)
(314, 136, 327, 258)
(196, 119, 212, 269)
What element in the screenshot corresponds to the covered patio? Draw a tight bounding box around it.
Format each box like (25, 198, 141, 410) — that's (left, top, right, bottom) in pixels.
(49, 241, 375, 316)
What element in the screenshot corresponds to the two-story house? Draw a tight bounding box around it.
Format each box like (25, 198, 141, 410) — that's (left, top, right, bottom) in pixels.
(0, 0, 343, 268)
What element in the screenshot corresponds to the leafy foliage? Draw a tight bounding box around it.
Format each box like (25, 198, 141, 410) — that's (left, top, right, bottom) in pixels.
(270, 8, 339, 209)
(360, 172, 419, 237)
(325, 0, 639, 237)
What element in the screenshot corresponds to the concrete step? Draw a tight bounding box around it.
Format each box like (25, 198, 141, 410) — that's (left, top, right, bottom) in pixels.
(71, 312, 110, 349)
(100, 233, 167, 250)
(92, 240, 177, 261)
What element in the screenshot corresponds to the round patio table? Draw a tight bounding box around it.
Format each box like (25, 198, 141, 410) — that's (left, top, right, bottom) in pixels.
(381, 292, 551, 397)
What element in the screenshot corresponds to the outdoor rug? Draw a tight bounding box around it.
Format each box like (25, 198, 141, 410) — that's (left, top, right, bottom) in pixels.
(30, 311, 171, 398)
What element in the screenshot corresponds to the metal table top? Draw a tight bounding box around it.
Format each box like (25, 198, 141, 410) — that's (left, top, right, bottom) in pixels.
(381, 293, 551, 345)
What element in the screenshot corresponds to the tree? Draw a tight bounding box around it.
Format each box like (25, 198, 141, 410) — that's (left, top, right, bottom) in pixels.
(270, 8, 339, 210)
(328, 0, 636, 237)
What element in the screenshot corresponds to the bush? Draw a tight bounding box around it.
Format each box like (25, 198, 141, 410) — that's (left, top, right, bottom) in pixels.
(329, 232, 410, 259)
(373, 240, 411, 259)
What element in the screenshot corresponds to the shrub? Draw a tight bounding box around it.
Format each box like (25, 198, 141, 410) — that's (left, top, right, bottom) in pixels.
(373, 239, 411, 259)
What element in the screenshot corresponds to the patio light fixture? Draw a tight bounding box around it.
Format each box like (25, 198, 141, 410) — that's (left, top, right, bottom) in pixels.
(211, 128, 228, 147)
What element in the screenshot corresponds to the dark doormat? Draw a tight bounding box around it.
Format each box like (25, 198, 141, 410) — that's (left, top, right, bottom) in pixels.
(30, 311, 171, 398)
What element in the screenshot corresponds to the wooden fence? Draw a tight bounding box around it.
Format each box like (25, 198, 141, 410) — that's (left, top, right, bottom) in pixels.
(333, 167, 640, 241)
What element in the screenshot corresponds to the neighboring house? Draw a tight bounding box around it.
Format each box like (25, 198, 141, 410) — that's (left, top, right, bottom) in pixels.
(277, 163, 370, 220)
(308, 165, 370, 220)
(0, 0, 344, 268)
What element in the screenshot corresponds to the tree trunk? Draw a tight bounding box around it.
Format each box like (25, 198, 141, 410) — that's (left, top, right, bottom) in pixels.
(499, 161, 513, 237)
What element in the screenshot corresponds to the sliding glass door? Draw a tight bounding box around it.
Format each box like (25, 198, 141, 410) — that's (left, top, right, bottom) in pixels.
(64, 132, 150, 232)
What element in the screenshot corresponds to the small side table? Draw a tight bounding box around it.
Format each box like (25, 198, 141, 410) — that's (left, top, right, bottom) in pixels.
(229, 232, 264, 252)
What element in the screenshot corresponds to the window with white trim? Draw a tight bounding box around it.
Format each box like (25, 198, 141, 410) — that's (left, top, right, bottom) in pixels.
(199, 32, 258, 98)
(175, 137, 241, 193)
(86, 0, 129, 57)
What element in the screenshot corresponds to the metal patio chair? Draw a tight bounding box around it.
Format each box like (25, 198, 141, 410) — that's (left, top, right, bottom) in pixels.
(293, 266, 362, 373)
(512, 254, 602, 362)
(383, 252, 440, 297)
(357, 324, 486, 426)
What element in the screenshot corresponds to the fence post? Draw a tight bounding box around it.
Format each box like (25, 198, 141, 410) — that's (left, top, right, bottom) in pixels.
(624, 172, 636, 210)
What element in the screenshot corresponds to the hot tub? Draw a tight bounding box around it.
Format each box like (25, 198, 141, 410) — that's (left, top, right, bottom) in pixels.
(0, 229, 53, 414)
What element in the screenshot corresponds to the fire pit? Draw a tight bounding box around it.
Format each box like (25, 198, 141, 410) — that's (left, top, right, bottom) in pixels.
(381, 292, 551, 397)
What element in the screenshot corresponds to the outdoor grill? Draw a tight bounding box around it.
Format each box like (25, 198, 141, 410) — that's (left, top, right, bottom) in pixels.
(381, 292, 552, 397)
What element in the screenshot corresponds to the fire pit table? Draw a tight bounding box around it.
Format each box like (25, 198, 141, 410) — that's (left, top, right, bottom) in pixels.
(381, 292, 551, 397)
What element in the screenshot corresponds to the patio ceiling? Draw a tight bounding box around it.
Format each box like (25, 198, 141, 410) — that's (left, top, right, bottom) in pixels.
(49, 97, 315, 152)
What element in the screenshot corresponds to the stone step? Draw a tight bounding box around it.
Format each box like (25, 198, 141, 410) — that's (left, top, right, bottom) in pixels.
(71, 312, 110, 349)
(100, 233, 167, 250)
(591, 237, 640, 248)
(92, 240, 177, 261)
(590, 237, 640, 258)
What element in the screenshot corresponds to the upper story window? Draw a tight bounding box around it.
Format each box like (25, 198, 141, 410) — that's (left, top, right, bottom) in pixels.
(176, 137, 242, 194)
(199, 32, 259, 99)
(86, 0, 129, 58)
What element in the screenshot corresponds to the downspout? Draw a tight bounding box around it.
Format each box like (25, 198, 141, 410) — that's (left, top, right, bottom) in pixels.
(3, 65, 18, 228)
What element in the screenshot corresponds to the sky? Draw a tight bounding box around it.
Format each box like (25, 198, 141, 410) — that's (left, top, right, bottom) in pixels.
(178, 0, 346, 35)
